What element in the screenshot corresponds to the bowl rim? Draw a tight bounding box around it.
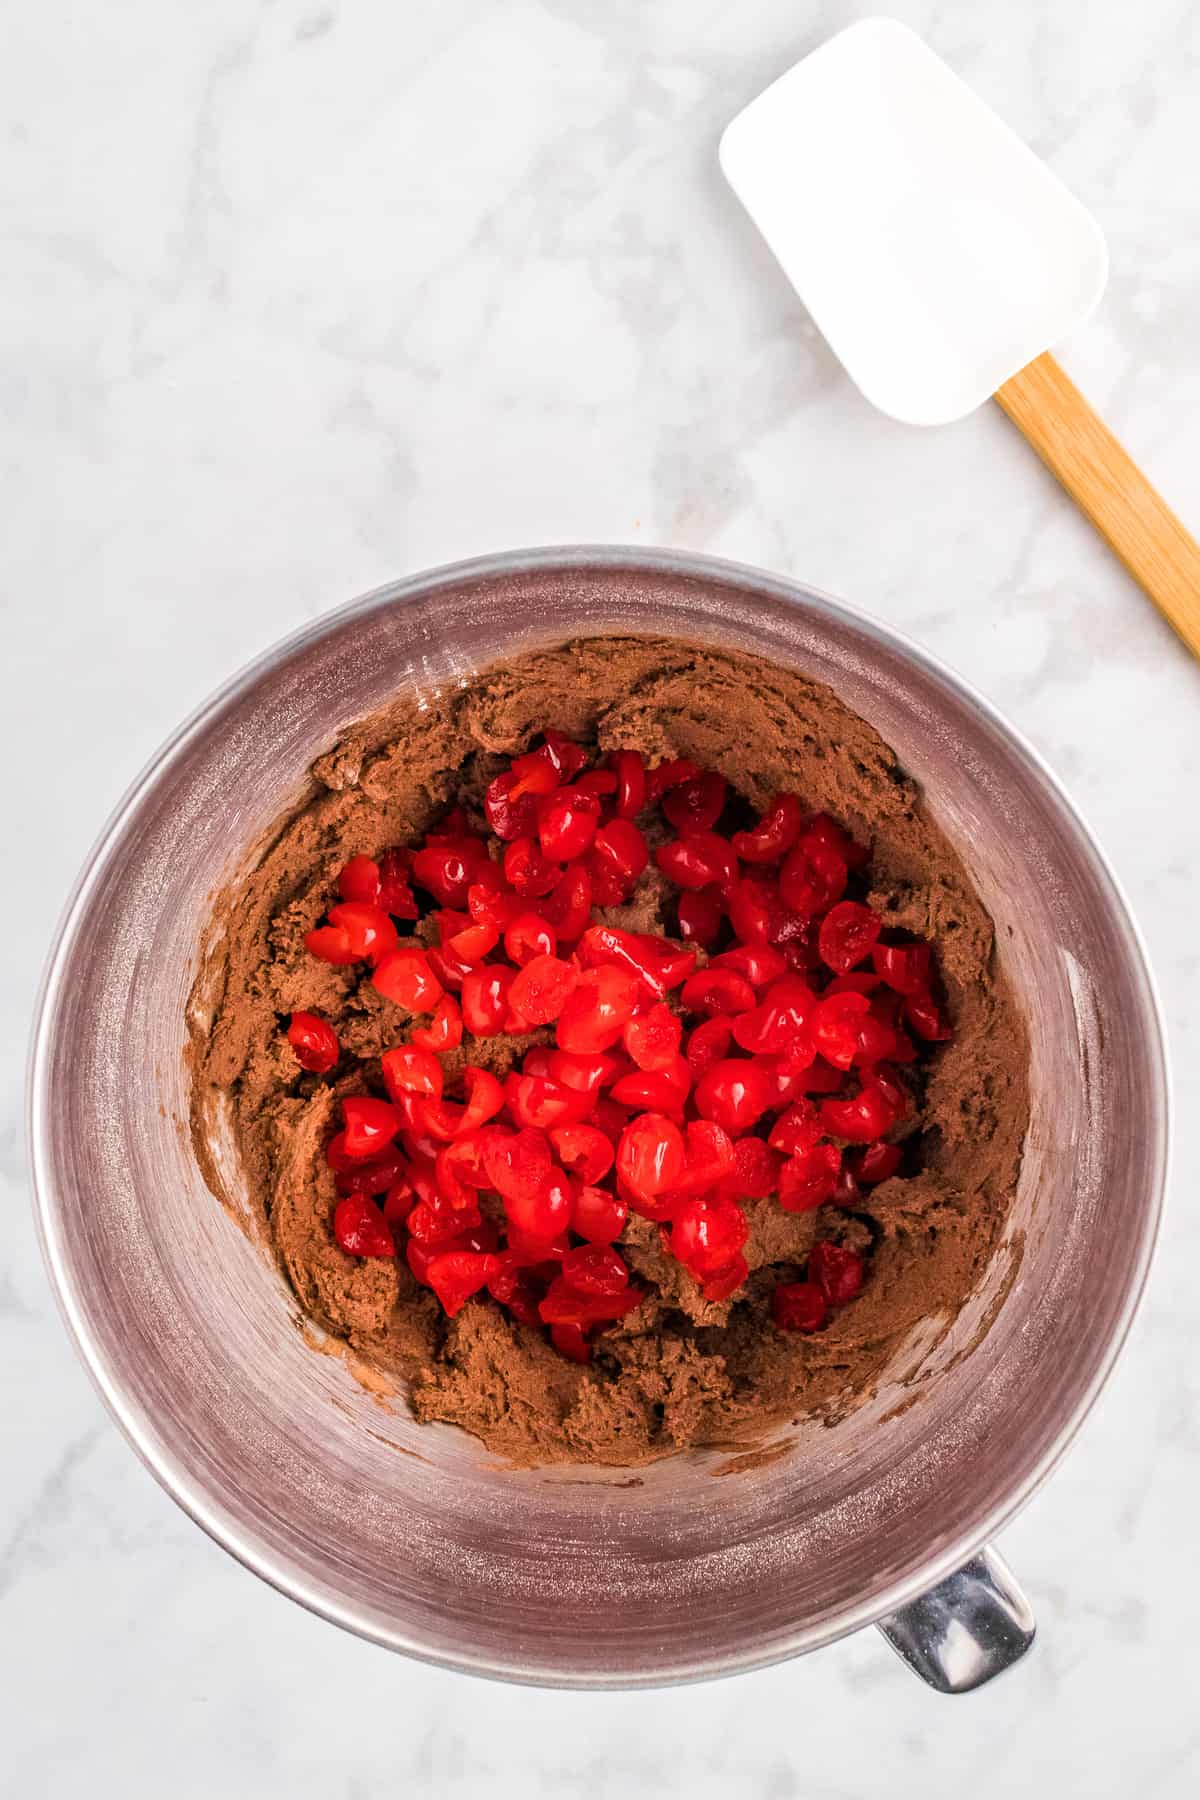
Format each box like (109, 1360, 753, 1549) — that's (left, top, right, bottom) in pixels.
(27, 543, 1171, 1687)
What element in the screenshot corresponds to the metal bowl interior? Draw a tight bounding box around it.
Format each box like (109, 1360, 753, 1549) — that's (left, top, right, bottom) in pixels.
(30, 549, 1166, 1685)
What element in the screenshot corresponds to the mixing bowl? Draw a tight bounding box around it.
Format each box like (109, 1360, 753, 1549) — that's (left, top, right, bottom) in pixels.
(30, 548, 1167, 1691)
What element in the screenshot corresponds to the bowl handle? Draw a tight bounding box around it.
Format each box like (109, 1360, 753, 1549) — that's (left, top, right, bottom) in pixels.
(876, 1546, 1035, 1693)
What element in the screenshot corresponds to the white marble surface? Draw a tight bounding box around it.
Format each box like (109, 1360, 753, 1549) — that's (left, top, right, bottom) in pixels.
(3, 0, 1199, 1791)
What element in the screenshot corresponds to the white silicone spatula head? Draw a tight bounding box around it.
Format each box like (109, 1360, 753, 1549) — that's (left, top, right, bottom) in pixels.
(719, 16, 1108, 427)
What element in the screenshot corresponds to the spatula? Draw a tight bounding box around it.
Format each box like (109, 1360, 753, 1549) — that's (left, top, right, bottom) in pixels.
(720, 16, 1200, 662)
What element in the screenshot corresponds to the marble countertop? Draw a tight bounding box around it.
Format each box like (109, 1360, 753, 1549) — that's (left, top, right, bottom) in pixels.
(4, 1, 1199, 1792)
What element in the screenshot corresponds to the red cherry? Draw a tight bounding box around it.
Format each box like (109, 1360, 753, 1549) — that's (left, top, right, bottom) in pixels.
(411, 839, 489, 907)
(381, 1044, 444, 1103)
(487, 1253, 547, 1328)
(767, 1098, 821, 1158)
(458, 1067, 504, 1134)
(754, 1053, 807, 1110)
(467, 863, 518, 928)
(771, 1281, 827, 1332)
(669, 1194, 748, 1276)
(334, 1144, 405, 1197)
(332, 1194, 396, 1258)
(504, 835, 560, 898)
(573, 769, 619, 804)
(662, 770, 727, 835)
(426, 944, 469, 993)
(538, 1276, 643, 1327)
(382, 1173, 417, 1224)
(504, 1072, 591, 1131)
(852, 1011, 899, 1067)
(504, 911, 557, 966)
(806, 812, 870, 870)
(699, 1255, 749, 1302)
(777, 1143, 841, 1212)
(694, 1057, 771, 1134)
(505, 1226, 570, 1268)
(408, 1183, 472, 1248)
(812, 989, 872, 1069)
(617, 1112, 685, 1198)
(820, 1070, 906, 1143)
(539, 731, 589, 783)
(686, 1017, 733, 1079)
(410, 994, 463, 1053)
(710, 944, 788, 986)
(855, 1141, 902, 1185)
(590, 818, 649, 900)
(286, 1011, 340, 1073)
(341, 1095, 402, 1159)
(506, 1169, 575, 1244)
(872, 941, 933, 995)
(430, 1141, 478, 1210)
(550, 1322, 592, 1362)
(426, 1249, 501, 1317)
(779, 838, 847, 917)
(655, 833, 738, 894)
(325, 1130, 360, 1174)
(304, 923, 357, 965)
(548, 1047, 618, 1095)
(505, 748, 563, 804)
(406, 1238, 437, 1285)
(905, 993, 953, 1041)
(485, 770, 542, 841)
(673, 1118, 735, 1192)
(681, 967, 756, 1017)
(645, 757, 700, 803)
(724, 876, 807, 949)
(571, 1183, 628, 1243)
(732, 975, 816, 1056)
(809, 1241, 866, 1305)
(676, 888, 724, 946)
(607, 749, 646, 819)
(731, 793, 804, 864)
(411, 1096, 466, 1144)
(541, 862, 592, 941)
(325, 901, 399, 966)
(623, 1003, 683, 1071)
(338, 854, 381, 905)
(460, 964, 517, 1036)
(482, 1127, 553, 1205)
(537, 787, 601, 862)
(610, 1057, 691, 1114)
(562, 1244, 629, 1297)
(556, 965, 641, 1053)
(444, 920, 499, 965)
(508, 953, 579, 1026)
(549, 1124, 614, 1185)
(577, 925, 696, 999)
(377, 848, 419, 919)
(794, 1055, 847, 1095)
(725, 1135, 779, 1198)
(372, 948, 444, 1012)
(818, 901, 883, 975)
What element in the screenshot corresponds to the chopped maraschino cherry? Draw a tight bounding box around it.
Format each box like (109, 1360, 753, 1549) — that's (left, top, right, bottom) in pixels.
(808, 1240, 866, 1305)
(771, 1281, 827, 1332)
(286, 1011, 339, 1073)
(333, 1194, 396, 1258)
(301, 726, 950, 1353)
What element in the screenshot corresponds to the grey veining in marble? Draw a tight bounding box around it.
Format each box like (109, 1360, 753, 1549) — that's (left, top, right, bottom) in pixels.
(2, 1, 1198, 1794)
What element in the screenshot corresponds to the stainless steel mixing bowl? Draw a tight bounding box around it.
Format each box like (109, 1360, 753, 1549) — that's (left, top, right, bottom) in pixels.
(29, 548, 1167, 1692)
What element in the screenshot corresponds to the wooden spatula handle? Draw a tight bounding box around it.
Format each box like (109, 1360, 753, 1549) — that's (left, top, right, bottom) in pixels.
(995, 351, 1200, 662)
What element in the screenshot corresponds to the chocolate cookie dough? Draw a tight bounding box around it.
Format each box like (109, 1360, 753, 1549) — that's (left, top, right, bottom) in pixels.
(190, 637, 1028, 1466)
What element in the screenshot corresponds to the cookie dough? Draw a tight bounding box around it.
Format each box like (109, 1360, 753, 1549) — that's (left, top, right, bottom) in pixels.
(189, 637, 1028, 1466)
